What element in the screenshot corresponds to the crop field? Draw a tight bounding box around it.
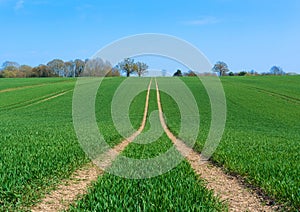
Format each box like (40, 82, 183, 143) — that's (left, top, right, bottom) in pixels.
(162, 76, 300, 209)
(0, 76, 299, 211)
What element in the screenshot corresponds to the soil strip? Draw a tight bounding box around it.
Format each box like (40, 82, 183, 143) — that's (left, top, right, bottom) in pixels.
(31, 164, 102, 212)
(94, 79, 152, 169)
(155, 78, 274, 212)
(31, 79, 152, 211)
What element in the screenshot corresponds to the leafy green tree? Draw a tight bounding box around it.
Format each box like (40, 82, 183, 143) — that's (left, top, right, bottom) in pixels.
(212, 61, 230, 76)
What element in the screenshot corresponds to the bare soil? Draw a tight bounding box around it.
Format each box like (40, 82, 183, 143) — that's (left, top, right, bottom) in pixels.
(31, 79, 152, 211)
(155, 79, 275, 212)
(31, 163, 102, 212)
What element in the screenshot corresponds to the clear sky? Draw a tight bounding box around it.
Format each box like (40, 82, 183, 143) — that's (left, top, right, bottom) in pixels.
(1, 0, 300, 73)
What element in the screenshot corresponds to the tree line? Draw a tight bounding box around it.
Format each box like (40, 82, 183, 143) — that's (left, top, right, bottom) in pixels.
(0, 58, 292, 78)
(0, 58, 150, 78)
(0, 58, 112, 78)
(211, 61, 288, 77)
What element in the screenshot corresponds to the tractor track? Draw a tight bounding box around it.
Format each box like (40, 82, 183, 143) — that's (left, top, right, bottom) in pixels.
(0, 80, 73, 93)
(0, 89, 72, 111)
(30, 79, 153, 212)
(155, 78, 276, 212)
(31, 78, 279, 211)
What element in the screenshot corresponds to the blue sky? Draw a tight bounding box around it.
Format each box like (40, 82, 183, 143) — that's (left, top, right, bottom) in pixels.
(0, 0, 300, 73)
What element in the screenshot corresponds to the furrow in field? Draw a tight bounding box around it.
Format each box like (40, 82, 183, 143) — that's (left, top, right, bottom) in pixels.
(0, 79, 72, 93)
(155, 78, 274, 212)
(254, 87, 300, 104)
(238, 82, 300, 105)
(0, 89, 72, 111)
(31, 79, 153, 212)
(23, 90, 71, 108)
(93, 79, 152, 169)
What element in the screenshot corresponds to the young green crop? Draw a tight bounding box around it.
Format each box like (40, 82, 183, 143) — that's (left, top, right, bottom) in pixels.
(68, 79, 226, 211)
(1, 76, 299, 210)
(0, 77, 70, 90)
(0, 78, 125, 211)
(160, 76, 300, 210)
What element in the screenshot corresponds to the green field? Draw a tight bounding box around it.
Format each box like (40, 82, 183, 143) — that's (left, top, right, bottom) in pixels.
(69, 79, 224, 211)
(162, 76, 300, 209)
(0, 76, 299, 210)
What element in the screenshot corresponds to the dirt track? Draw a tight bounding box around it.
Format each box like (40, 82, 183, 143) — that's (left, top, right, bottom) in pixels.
(31, 79, 153, 212)
(31, 78, 275, 211)
(155, 79, 274, 212)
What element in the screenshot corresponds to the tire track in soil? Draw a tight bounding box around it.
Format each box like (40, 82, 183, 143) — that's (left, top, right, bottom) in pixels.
(23, 90, 71, 108)
(0, 80, 72, 93)
(31, 79, 153, 212)
(0, 89, 72, 111)
(155, 78, 275, 212)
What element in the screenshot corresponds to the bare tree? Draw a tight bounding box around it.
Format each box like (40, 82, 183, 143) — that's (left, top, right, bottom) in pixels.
(212, 61, 230, 76)
(1, 61, 20, 71)
(74, 59, 85, 77)
(31, 65, 57, 77)
(19, 65, 33, 77)
(47, 59, 65, 77)
(117, 58, 136, 77)
(83, 58, 112, 77)
(135, 62, 148, 77)
(64, 61, 75, 77)
(270, 66, 285, 75)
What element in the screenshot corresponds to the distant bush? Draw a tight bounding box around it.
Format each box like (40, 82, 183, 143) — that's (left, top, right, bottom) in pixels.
(173, 69, 183, 77)
(238, 71, 247, 76)
(183, 70, 197, 77)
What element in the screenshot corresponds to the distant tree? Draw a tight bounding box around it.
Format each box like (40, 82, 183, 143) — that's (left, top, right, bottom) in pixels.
(135, 62, 148, 77)
(184, 70, 197, 77)
(47, 59, 65, 77)
(84, 58, 112, 77)
(228, 71, 234, 76)
(1, 70, 17, 78)
(74, 59, 85, 77)
(238, 71, 247, 76)
(212, 61, 230, 76)
(64, 61, 75, 77)
(31, 65, 57, 77)
(173, 69, 183, 77)
(106, 67, 121, 77)
(19, 65, 33, 77)
(162, 69, 167, 77)
(1, 61, 20, 71)
(249, 69, 256, 75)
(117, 58, 136, 77)
(270, 66, 285, 75)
